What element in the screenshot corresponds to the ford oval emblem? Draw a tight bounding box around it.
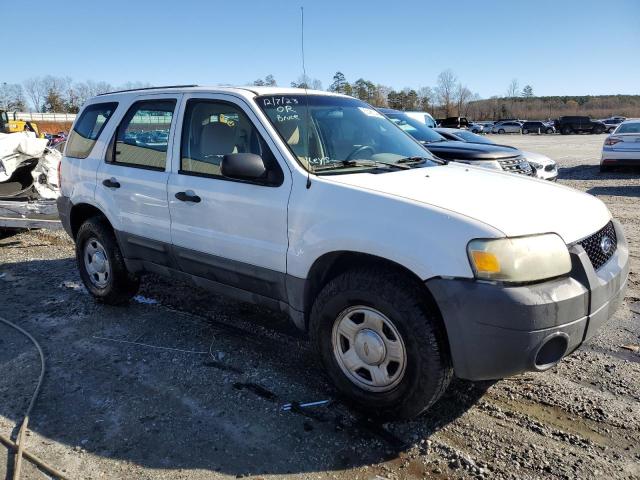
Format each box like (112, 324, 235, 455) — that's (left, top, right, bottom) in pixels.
(600, 235, 613, 255)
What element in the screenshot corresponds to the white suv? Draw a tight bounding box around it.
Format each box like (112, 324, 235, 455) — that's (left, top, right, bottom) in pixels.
(58, 86, 629, 420)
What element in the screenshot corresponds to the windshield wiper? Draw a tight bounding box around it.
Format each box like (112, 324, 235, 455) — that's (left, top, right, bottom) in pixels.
(397, 155, 448, 166)
(314, 159, 410, 172)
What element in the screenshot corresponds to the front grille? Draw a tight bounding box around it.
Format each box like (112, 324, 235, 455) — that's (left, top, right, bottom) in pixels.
(498, 157, 533, 176)
(578, 221, 617, 270)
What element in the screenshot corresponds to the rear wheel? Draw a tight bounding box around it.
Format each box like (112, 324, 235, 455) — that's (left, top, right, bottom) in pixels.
(562, 126, 572, 135)
(593, 126, 605, 134)
(310, 267, 452, 420)
(76, 217, 139, 304)
(498, 128, 505, 134)
(546, 128, 554, 134)
(522, 129, 529, 135)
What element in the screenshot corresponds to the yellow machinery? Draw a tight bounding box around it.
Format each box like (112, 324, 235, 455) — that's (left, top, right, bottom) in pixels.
(0, 110, 41, 136)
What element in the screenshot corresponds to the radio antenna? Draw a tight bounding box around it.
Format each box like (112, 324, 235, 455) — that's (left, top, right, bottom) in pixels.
(301, 6, 312, 189)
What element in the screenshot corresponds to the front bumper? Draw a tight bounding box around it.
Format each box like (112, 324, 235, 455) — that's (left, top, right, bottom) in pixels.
(426, 219, 629, 380)
(0, 199, 62, 229)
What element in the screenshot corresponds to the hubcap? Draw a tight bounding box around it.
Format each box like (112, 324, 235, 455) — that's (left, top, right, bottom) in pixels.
(84, 238, 111, 288)
(332, 306, 407, 392)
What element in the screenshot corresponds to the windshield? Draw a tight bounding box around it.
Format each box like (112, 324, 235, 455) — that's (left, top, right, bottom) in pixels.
(256, 95, 435, 173)
(616, 122, 640, 134)
(452, 130, 495, 144)
(383, 113, 447, 144)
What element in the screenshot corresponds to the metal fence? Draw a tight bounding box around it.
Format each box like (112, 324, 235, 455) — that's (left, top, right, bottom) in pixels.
(9, 112, 77, 122)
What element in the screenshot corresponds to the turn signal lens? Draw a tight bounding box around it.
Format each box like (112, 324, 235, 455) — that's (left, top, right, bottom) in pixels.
(470, 251, 500, 273)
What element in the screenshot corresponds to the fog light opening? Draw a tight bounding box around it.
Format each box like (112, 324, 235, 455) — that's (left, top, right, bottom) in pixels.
(535, 335, 569, 370)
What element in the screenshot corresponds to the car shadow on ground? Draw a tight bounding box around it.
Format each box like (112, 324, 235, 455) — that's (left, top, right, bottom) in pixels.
(0, 257, 491, 478)
(559, 164, 640, 181)
(586, 185, 640, 198)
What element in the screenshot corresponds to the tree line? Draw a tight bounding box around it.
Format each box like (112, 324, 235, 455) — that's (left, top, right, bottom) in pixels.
(2, 73, 638, 120)
(0, 77, 151, 113)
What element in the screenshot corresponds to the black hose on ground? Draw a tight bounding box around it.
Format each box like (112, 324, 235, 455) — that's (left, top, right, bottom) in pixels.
(0, 315, 67, 480)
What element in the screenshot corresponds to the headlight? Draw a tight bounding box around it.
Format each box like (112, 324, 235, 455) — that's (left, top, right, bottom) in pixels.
(528, 161, 542, 169)
(467, 234, 571, 282)
(465, 160, 502, 171)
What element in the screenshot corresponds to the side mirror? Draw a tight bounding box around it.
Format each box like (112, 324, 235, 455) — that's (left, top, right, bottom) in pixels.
(221, 153, 267, 181)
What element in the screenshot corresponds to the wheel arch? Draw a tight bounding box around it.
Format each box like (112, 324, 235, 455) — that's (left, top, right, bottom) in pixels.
(69, 203, 112, 239)
(301, 250, 445, 331)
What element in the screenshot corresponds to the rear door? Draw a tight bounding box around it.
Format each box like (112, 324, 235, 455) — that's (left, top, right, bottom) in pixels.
(167, 93, 291, 301)
(95, 95, 180, 265)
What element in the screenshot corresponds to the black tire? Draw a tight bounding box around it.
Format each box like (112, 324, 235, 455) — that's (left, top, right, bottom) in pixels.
(522, 129, 529, 135)
(546, 128, 554, 134)
(593, 126, 605, 134)
(607, 127, 615, 133)
(309, 266, 452, 420)
(561, 126, 572, 135)
(498, 128, 505, 134)
(76, 216, 140, 304)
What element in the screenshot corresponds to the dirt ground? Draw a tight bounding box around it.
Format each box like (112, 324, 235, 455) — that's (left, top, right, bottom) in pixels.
(1, 133, 639, 480)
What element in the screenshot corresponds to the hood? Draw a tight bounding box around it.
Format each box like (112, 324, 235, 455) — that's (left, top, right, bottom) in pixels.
(327, 163, 610, 244)
(423, 140, 521, 161)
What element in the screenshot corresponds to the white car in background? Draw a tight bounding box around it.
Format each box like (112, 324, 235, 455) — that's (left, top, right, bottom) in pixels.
(403, 111, 437, 128)
(435, 128, 558, 180)
(468, 123, 485, 134)
(601, 119, 640, 172)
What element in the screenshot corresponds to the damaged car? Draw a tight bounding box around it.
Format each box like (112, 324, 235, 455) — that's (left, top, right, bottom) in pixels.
(0, 131, 62, 230)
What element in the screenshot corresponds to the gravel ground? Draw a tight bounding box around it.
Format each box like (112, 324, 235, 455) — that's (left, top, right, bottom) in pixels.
(0, 133, 639, 480)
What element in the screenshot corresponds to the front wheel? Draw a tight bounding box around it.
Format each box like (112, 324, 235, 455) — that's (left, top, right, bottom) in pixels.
(498, 128, 505, 134)
(546, 128, 554, 134)
(562, 126, 572, 135)
(76, 217, 140, 304)
(310, 267, 452, 420)
(522, 129, 529, 134)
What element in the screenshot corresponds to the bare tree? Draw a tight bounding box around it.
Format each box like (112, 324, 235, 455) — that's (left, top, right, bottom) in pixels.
(435, 69, 457, 117)
(506, 78, 520, 98)
(23, 77, 47, 112)
(455, 84, 473, 116)
(0, 83, 27, 111)
(417, 86, 434, 112)
(291, 74, 322, 90)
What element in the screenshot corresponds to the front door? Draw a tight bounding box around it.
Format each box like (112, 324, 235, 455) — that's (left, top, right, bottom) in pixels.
(167, 94, 291, 300)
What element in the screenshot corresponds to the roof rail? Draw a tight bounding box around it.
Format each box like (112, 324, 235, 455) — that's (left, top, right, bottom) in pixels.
(97, 85, 199, 96)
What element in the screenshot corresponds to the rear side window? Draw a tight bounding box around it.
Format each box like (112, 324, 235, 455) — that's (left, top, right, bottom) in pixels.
(65, 102, 118, 159)
(111, 100, 176, 170)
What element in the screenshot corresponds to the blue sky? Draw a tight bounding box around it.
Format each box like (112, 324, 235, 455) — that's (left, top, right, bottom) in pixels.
(4, 0, 639, 97)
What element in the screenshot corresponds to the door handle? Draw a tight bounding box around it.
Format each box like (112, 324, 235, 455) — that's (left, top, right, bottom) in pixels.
(175, 191, 201, 203)
(102, 178, 120, 189)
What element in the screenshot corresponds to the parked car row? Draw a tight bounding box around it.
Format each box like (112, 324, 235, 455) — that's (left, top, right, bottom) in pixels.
(430, 116, 627, 136)
(379, 109, 558, 181)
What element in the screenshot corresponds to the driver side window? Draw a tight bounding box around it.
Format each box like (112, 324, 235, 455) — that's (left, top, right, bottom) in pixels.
(180, 99, 281, 184)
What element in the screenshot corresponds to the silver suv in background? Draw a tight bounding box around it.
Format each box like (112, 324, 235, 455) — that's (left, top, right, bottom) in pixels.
(491, 121, 522, 134)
